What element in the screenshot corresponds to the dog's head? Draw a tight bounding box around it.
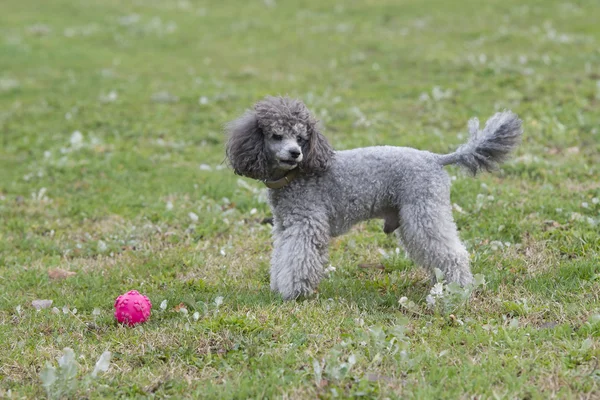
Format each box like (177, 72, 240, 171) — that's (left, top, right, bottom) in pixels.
(225, 96, 333, 181)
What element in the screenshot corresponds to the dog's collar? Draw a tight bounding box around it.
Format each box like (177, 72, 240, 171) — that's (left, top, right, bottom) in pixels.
(263, 169, 299, 189)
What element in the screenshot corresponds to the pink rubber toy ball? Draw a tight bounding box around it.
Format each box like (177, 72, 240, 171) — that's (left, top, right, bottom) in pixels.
(114, 290, 152, 326)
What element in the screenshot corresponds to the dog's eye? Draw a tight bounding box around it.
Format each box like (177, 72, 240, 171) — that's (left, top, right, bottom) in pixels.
(273, 134, 283, 141)
(297, 137, 307, 145)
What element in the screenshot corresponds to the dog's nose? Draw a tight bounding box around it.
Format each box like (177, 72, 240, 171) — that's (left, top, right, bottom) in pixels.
(289, 149, 301, 159)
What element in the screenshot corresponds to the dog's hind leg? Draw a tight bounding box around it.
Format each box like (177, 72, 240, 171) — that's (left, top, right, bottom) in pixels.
(270, 216, 330, 300)
(395, 181, 473, 286)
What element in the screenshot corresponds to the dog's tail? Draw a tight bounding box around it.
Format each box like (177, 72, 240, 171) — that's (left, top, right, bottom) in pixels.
(437, 111, 522, 175)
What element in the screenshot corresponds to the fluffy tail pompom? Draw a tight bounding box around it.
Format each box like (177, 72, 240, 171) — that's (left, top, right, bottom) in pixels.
(438, 111, 522, 174)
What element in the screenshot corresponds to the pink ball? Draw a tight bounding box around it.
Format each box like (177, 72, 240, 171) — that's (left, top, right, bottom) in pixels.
(114, 290, 152, 326)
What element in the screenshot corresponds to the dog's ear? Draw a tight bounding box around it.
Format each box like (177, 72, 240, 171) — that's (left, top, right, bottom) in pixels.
(301, 119, 334, 174)
(225, 110, 270, 180)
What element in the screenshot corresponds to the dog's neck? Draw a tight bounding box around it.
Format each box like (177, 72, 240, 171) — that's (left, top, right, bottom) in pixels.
(263, 168, 299, 189)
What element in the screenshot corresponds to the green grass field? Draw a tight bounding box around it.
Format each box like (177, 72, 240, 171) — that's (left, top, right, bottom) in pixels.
(1, 0, 599, 398)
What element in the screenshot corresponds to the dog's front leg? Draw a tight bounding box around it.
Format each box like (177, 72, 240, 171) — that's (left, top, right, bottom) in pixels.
(270, 217, 330, 300)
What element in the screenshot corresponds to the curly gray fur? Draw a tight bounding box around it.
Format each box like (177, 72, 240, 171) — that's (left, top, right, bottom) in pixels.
(226, 96, 523, 300)
(225, 110, 270, 180)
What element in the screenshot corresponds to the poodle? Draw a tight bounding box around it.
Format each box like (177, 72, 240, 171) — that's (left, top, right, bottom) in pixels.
(226, 96, 522, 300)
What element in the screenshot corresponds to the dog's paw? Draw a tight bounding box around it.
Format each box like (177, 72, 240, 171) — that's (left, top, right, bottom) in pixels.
(452, 271, 474, 287)
(270, 278, 279, 293)
(279, 284, 316, 301)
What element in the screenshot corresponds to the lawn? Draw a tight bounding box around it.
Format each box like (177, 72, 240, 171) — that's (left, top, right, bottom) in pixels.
(1, 0, 599, 398)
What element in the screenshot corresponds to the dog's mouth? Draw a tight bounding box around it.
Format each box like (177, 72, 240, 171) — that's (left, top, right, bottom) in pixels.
(280, 159, 297, 166)
(277, 159, 299, 169)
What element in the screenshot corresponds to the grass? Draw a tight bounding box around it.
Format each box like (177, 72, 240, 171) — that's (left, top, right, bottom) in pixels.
(1, 0, 599, 398)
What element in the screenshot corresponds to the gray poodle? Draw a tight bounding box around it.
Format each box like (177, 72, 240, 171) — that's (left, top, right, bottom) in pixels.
(226, 96, 522, 300)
